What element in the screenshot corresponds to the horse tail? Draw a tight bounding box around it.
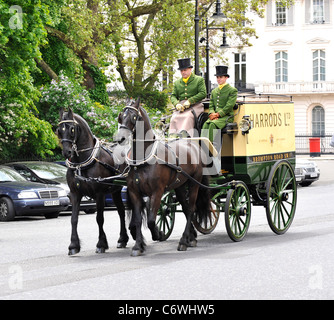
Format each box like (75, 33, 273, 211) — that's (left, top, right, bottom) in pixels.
(194, 175, 211, 223)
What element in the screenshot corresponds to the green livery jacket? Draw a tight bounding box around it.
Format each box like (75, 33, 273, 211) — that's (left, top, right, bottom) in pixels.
(170, 73, 207, 106)
(206, 84, 238, 129)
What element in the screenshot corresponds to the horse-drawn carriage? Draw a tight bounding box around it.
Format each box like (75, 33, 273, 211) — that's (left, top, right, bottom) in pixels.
(157, 94, 297, 243)
(57, 94, 297, 256)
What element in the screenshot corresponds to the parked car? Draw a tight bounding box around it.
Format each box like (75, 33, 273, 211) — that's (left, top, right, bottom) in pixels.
(6, 161, 96, 213)
(295, 159, 320, 186)
(7, 161, 128, 211)
(0, 165, 70, 221)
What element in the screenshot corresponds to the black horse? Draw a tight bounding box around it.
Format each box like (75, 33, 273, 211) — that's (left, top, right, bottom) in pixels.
(116, 99, 211, 256)
(57, 108, 130, 255)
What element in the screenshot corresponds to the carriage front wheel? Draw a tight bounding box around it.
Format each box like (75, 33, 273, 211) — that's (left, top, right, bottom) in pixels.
(225, 181, 251, 242)
(266, 160, 297, 235)
(156, 191, 177, 241)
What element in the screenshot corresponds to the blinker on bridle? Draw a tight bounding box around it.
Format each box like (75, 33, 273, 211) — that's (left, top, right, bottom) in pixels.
(58, 119, 80, 156)
(119, 105, 142, 133)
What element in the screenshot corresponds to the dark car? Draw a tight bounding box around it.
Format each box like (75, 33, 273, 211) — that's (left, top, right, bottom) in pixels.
(6, 161, 97, 213)
(0, 165, 70, 221)
(7, 161, 128, 211)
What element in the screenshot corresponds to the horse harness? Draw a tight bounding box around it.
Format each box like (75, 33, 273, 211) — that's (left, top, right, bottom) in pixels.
(58, 119, 121, 177)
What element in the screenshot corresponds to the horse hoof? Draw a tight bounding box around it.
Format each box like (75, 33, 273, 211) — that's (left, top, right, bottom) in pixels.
(131, 249, 143, 257)
(68, 248, 80, 256)
(189, 240, 197, 247)
(117, 242, 127, 249)
(96, 247, 106, 254)
(177, 244, 188, 251)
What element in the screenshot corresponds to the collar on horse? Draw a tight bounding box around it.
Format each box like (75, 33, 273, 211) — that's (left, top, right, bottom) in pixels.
(65, 138, 101, 174)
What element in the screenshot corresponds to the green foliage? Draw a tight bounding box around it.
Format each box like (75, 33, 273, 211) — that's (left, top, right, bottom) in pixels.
(87, 64, 110, 106)
(133, 89, 169, 112)
(40, 73, 121, 140)
(0, 0, 59, 160)
(40, 71, 91, 126)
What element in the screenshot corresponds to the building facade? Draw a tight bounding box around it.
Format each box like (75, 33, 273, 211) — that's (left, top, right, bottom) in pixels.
(223, 0, 334, 141)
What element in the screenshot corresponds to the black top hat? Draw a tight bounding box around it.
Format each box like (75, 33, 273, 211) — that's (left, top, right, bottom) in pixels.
(214, 65, 230, 77)
(177, 58, 193, 70)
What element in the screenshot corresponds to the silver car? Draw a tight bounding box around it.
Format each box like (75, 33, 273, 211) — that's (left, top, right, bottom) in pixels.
(295, 159, 320, 187)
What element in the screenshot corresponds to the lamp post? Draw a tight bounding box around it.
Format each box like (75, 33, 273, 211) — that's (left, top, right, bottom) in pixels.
(194, 0, 200, 75)
(195, 0, 229, 93)
(200, 1, 229, 97)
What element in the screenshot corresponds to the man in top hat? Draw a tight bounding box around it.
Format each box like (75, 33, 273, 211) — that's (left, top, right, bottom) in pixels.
(169, 58, 207, 137)
(201, 65, 238, 144)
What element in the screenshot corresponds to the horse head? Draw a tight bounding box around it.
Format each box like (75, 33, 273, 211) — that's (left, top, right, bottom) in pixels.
(57, 107, 94, 160)
(115, 98, 144, 144)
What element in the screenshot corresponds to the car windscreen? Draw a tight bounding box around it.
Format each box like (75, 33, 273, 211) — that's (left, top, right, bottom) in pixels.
(23, 163, 68, 180)
(0, 167, 27, 182)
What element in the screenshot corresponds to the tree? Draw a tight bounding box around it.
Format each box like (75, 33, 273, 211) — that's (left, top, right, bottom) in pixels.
(36, 0, 294, 96)
(0, 0, 58, 159)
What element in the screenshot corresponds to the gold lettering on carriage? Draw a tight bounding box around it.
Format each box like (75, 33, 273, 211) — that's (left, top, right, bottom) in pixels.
(249, 112, 292, 128)
(250, 152, 294, 163)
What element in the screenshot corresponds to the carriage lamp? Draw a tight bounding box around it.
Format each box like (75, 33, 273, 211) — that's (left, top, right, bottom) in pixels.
(239, 115, 252, 135)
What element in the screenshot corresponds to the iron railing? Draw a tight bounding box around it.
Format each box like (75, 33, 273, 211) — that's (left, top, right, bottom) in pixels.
(295, 133, 334, 155)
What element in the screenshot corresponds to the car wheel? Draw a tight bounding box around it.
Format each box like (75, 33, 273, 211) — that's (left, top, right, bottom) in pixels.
(44, 212, 60, 219)
(0, 197, 15, 222)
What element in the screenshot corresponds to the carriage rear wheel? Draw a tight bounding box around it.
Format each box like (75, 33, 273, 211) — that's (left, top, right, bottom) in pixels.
(266, 160, 297, 235)
(156, 191, 177, 241)
(225, 181, 251, 242)
(193, 192, 221, 234)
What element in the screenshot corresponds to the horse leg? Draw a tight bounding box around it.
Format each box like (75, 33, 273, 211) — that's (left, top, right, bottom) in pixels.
(112, 190, 129, 248)
(95, 193, 109, 253)
(175, 183, 200, 251)
(68, 193, 82, 255)
(147, 189, 165, 242)
(128, 189, 146, 256)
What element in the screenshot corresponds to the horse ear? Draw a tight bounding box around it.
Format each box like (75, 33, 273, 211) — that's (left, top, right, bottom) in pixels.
(125, 97, 131, 106)
(135, 97, 141, 108)
(59, 107, 64, 120)
(118, 112, 123, 124)
(68, 107, 74, 120)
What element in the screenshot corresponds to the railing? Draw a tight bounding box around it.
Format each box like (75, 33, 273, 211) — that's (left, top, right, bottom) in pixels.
(295, 133, 334, 155)
(257, 81, 334, 94)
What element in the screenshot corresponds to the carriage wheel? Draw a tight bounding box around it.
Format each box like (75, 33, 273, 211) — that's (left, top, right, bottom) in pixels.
(266, 160, 297, 235)
(225, 181, 251, 242)
(193, 192, 222, 234)
(156, 191, 177, 241)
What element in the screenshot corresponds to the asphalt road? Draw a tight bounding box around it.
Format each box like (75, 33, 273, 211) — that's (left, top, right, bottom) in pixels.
(0, 157, 334, 301)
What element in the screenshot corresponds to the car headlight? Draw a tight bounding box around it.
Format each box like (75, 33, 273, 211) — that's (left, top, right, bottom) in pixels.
(58, 189, 67, 197)
(18, 191, 38, 199)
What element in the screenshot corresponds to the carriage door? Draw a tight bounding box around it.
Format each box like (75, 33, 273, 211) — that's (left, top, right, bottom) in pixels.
(234, 53, 246, 91)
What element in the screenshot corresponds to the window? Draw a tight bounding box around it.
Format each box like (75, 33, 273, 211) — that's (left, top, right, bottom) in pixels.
(276, 2, 287, 25)
(305, 0, 330, 24)
(313, 50, 326, 81)
(312, 106, 325, 136)
(266, 1, 294, 26)
(275, 52, 288, 82)
(234, 53, 246, 90)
